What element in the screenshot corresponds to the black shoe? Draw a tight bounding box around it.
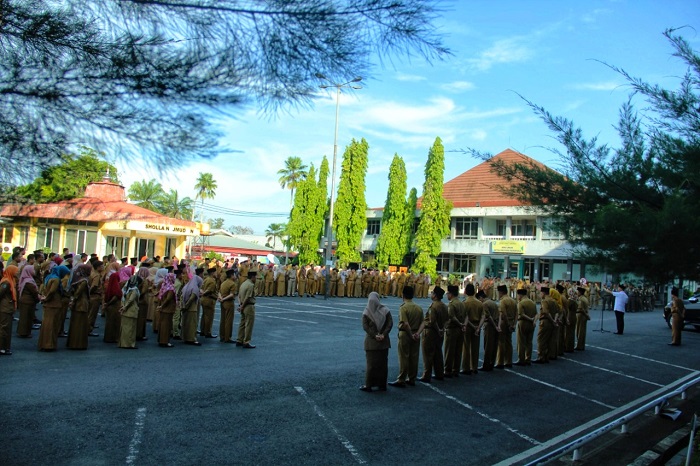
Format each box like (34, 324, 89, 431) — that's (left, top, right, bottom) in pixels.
(172, 336, 182, 340)
(359, 385, 373, 392)
(472, 370, 478, 375)
(205, 334, 218, 338)
(32, 324, 42, 329)
(243, 343, 256, 349)
(443, 374, 453, 378)
(478, 366, 493, 372)
(514, 362, 527, 366)
(613, 332, 623, 335)
(533, 359, 549, 364)
(388, 380, 406, 388)
(668, 343, 680, 346)
(185, 341, 201, 346)
(418, 377, 431, 383)
(159, 343, 174, 348)
(88, 332, 99, 337)
(495, 365, 505, 369)
(378, 386, 387, 391)
(433, 376, 444, 381)
(459, 370, 470, 375)
(235, 341, 243, 347)
(505, 364, 513, 368)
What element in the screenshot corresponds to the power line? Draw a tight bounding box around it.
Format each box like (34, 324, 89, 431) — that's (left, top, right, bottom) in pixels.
(197, 202, 289, 218)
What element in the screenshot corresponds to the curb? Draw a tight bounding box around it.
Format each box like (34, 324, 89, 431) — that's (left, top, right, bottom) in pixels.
(628, 424, 691, 466)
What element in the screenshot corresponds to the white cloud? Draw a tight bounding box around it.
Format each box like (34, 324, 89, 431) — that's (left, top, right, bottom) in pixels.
(440, 80, 476, 92)
(570, 81, 625, 91)
(581, 8, 611, 24)
(466, 36, 535, 71)
(395, 73, 427, 82)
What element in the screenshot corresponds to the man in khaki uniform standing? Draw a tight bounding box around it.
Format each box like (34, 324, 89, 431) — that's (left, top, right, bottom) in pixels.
(419, 286, 447, 382)
(575, 286, 590, 350)
(534, 287, 557, 363)
(199, 266, 218, 339)
(478, 289, 499, 372)
(389, 286, 424, 387)
(218, 268, 238, 343)
(496, 284, 517, 368)
(236, 271, 257, 348)
(264, 265, 275, 297)
(461, 283, 485, 375)
(444, 285, 466, 378)
(515, 288, 537, 365)
(286, 265, 298, 297)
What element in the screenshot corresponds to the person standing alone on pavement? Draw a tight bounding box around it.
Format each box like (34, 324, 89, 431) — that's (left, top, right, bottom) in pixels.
(669, 286, 685, 346)
(605, 284, 628, 335)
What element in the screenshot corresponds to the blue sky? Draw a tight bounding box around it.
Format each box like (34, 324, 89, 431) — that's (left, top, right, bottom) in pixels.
(117, 0, 700, 234)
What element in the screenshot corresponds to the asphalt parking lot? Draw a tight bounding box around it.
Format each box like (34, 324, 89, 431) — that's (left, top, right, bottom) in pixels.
(2, 296, 699, 465)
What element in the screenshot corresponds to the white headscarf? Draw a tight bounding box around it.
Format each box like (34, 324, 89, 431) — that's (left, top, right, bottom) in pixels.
(363, 291, 390, 331)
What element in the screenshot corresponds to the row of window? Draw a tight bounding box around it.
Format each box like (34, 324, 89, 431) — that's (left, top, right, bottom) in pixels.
(365, 217, 564, 239)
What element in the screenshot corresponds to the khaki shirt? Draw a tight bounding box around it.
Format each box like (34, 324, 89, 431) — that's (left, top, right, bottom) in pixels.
(399, 301, 423, 333)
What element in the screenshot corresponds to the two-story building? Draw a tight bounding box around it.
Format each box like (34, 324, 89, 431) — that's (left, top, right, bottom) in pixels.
(360, 149, 603, 283)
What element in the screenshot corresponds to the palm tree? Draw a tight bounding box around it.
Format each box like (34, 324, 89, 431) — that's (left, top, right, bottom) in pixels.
(277, 156, 308, 207)
(265, 222, 286, 249)
(128, 179, 164, 212)
(157, 189, 193, 220)
(193, 172, 217, 223)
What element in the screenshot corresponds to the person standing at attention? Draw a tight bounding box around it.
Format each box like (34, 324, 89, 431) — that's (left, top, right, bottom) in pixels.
(237, 271, 257, 348)
(389, 286, 423, 387)
(669, 286, 685, 346)
(359, 292, 393, 392)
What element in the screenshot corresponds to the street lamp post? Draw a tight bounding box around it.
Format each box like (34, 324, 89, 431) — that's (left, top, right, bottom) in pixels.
(316, 73, 362, 300)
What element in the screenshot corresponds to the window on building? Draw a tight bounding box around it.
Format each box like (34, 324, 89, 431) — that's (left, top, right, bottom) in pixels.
(523, 258, 535, 280)
(165, 238, 177, 258)
(455, 217, 478, 239)
(366, 219, 381, 236)
(65, 229, 91, 253)
(2, 227, 12, 244)
(541, 217, 565, 239)
(35, 227, 59, 252)
(496, 220, 507, 237)
(136, 238, 156, 259)
(454, 254, 476, 274)
(436, 253, 450, 273)
(105, 236, 130, 259)
(511, 220, 536, 237)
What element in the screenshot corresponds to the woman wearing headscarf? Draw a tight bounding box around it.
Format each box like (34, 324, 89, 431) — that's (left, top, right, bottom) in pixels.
(360, 292, 393, 392)
(118, 265, 133, 286)
(38, 265, 70, 351)
(152, 268, 168, 333)
(17, 265, 40, 338)
(136, 267, 151, 341)
(118, 274, 141, 349)
(103, 272, 123, 343)
(275, 265, 286, 297)
(146, 266, 158, 322)
(157, 273, 177, 348)
(66, 264, 91, 350)
(56, 266, 73, 338)
(181, 275, 202, 346)
(0, 265, 19, 355)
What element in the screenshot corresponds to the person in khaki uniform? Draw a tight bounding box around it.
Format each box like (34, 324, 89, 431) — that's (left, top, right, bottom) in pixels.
(574, 286, 590, 350)
(396, 272, 406, 298)
(218, 268, 238, 343)
(306, 266, 316, 297)
(237, 271, 257, 348)
(555, 284, 568, 356)
(496, 284, 517, 368)
(534, 287, 557, 364)
(0, 265, 18, 355)
(419, 286, 447, 382)
(515, 288, 537, 365)
(87, 261, 104, 337)
(353, 270, 362, 298)
(478, 289, 499, 371)
(389, 286, 424, 387)
(378, 270, 387, 298)
(286, 265, 297, 297)
(265, 265, 275, 296)
(669, 286, 684, 346)
(461, 283, 485, 375)
(443, 284, 466, 378)
(199, 267, 218, 338)
(275, 266, 286, 297)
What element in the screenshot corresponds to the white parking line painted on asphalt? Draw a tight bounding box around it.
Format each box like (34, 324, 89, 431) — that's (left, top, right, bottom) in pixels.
(504, 369, 616, 409)
(125, 407, 147, 465)
(258, 315, 318, 324)
(294, 386, 367, 464)
(423, 383, 541, 446)
(587, 345, 695, 372)
(558, 356, 664, 387)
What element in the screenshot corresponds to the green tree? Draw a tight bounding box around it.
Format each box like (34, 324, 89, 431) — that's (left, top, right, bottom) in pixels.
(128, 179, 164, 212)
(477, 29, 700, 284)
(157, 189, 193, 220)
(288, 164, 322, 265)
(15, 146, 118, 203)
(404, 187, 418, 260)
(208, 218, 225, 230)
(265, 223, 287, 250)
(375, 154, 410, 266)
(413, 137, 451, 278)
(316, 156, 330, 249)
(278, 156, 308, 207)
(334, 138, 369, 265)
(1, 1, 448, 186)
(193, 172, 217, 223)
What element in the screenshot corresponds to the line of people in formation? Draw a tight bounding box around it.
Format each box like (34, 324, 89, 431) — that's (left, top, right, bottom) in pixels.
(359, 282, 591, 392)
(0, 248, 265, 355)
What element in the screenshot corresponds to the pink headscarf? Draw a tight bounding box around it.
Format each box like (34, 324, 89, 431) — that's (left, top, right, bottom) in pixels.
(118, 265, 133, 283)
(18, 266, 36, 297)
(158, 273, 177, 305)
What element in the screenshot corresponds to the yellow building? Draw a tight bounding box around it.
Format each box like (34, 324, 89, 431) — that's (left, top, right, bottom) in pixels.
(0, 179, 205, 260)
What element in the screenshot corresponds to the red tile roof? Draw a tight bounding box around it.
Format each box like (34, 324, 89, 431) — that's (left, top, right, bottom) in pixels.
(431, 148, 551, 208)
(0, 182, 196, 227)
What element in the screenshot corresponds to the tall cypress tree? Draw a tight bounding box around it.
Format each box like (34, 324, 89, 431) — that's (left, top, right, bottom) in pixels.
(403, 187, 418, 263)
(288, 164, 322, 265)
(375, 154, 409, 266)
(315, 156, 330, 257)
(413, 137, 451, 277)
(334, 138, 369, 265)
